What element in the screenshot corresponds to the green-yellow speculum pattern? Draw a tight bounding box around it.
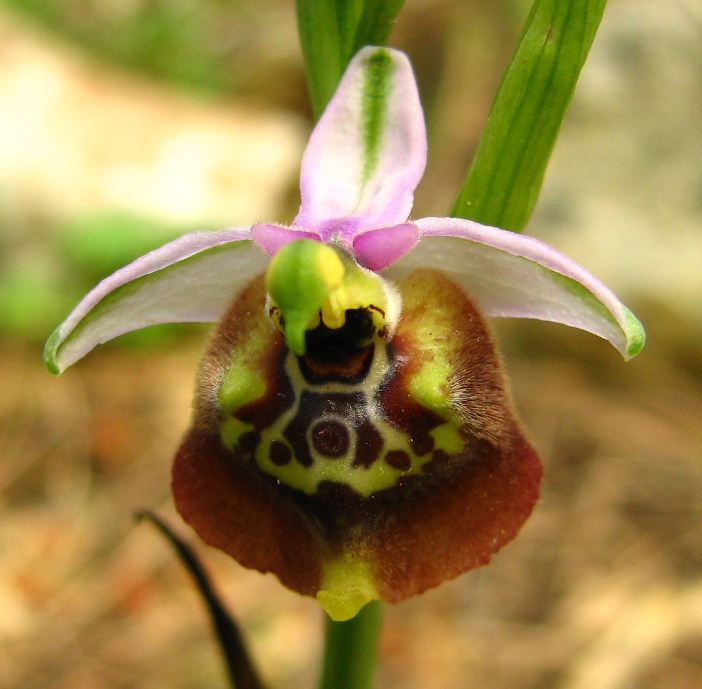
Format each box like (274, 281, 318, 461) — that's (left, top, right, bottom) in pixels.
(217, 241, 467, 498)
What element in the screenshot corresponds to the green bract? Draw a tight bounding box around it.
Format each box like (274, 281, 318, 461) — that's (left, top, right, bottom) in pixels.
(452, 0, 608, 232)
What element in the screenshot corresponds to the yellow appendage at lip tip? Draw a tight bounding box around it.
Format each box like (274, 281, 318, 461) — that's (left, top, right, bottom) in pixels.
(316, 556, 377, 621)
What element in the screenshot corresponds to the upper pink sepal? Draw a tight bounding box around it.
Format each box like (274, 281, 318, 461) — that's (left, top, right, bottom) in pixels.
(250, 222, 322, 256)
(294, 47, 427, 241)
(353, 223, 419, 270)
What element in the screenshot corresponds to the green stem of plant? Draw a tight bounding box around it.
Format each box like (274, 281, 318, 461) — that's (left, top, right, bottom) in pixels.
(318, 601, 383, 689)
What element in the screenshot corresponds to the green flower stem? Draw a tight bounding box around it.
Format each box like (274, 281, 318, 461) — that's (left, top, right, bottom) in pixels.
(451, 0, 607, 231)
(296, 0, 405, 118)
(318, 601, 383, 689)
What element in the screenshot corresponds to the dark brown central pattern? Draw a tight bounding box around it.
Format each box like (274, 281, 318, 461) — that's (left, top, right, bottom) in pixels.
(299, 308, 377, 384)
(269, 440, 292, 466)
(385, 449, 412, 471)
(283, 391, 384, 468)
(311, 420, 350, 458)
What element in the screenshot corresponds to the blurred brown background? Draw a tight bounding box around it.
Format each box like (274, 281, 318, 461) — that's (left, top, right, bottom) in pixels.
(1, 1, 701, 688)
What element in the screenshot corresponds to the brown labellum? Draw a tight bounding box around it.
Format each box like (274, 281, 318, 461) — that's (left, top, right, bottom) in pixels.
(172, 269, 542, 604)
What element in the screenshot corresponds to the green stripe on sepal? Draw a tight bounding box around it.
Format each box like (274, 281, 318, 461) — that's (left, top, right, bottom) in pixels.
(361, 48, 393, 184)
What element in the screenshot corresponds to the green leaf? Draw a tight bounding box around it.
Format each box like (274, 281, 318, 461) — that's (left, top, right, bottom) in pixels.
(295, 0, 355, 118)
(451, 0, 607, 231)
(296, 0, 406, 118)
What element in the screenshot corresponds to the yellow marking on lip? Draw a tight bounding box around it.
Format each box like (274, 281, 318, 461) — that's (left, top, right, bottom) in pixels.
(218, 363, 267, 414)
(431, 423, 465, 455)
(221, 416, 256, 449)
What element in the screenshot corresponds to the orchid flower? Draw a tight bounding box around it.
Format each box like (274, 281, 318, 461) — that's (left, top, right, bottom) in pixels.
(44, 47, 644, 622)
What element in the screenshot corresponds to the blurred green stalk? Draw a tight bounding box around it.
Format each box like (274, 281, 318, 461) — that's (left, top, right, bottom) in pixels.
(318, 601, 383, 689)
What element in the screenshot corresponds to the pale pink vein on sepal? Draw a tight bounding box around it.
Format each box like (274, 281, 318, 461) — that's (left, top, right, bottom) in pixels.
(294, 47, 427, 240)
(48, 228, 267, 372)
(387, 217, 638, 357)
(353, 223, 419, 270)
(250, 222, 322, 255)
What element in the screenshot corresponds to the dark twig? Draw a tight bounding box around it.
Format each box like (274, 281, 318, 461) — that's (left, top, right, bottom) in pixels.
(136, 511, 267, 689)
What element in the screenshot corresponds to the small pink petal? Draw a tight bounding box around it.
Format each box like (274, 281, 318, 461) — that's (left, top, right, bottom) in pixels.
(353, 223, 419, 270)
(250, 222, 322, 256)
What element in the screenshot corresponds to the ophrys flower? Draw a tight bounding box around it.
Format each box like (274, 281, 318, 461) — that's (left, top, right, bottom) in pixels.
(45, 47, 644, 621)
